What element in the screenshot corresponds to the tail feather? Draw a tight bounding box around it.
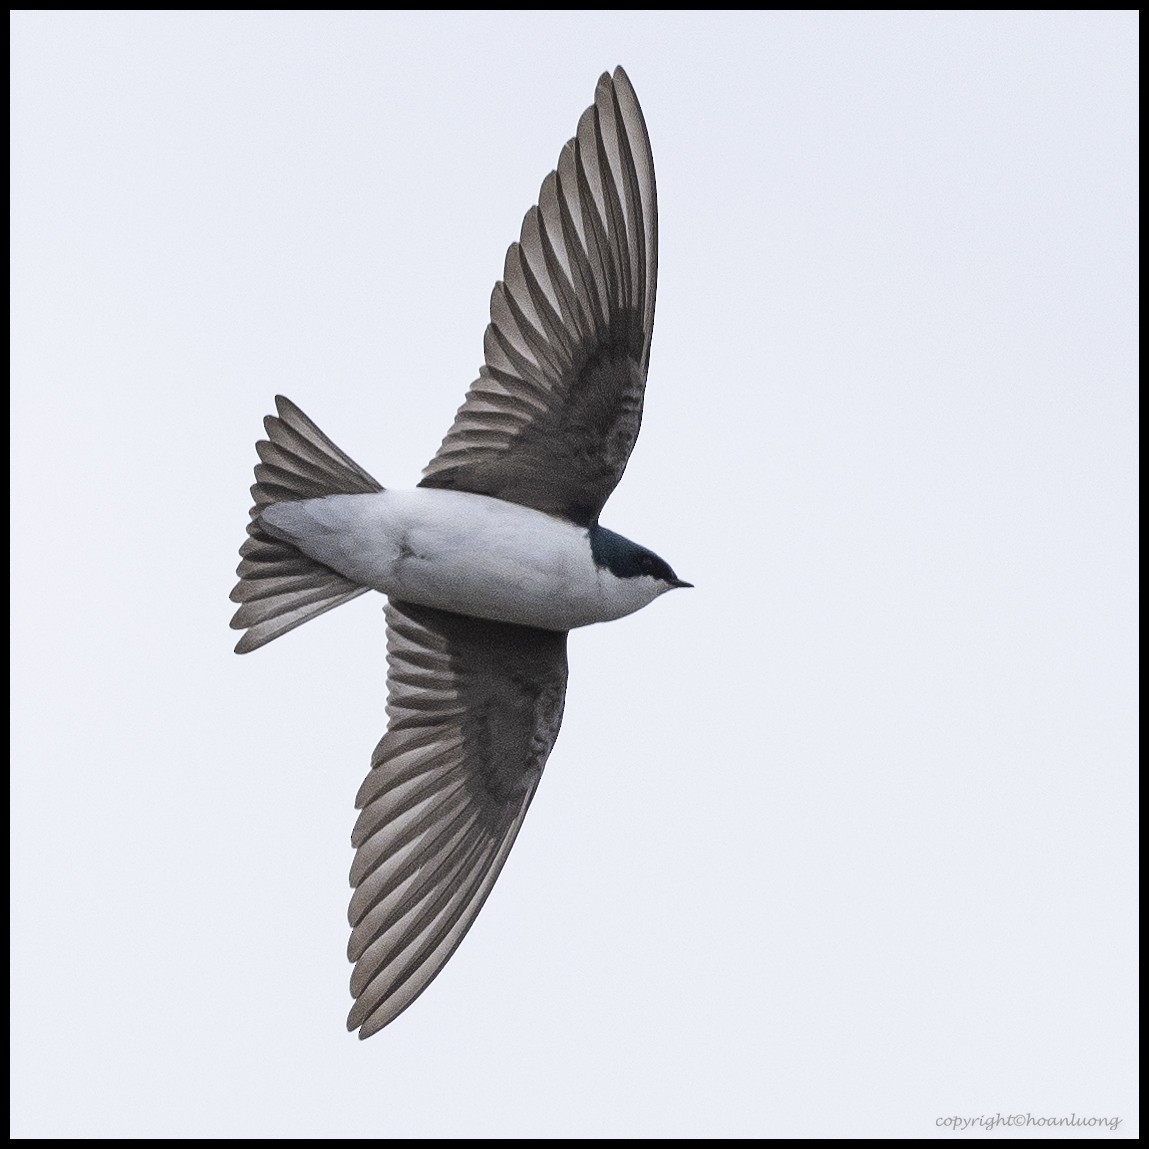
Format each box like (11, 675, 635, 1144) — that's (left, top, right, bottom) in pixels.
(231, 396, 383, 654)
(249, 396, 381, 511)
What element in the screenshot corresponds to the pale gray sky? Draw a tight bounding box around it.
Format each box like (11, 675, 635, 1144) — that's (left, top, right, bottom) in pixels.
(11, 10, 1138, 1139)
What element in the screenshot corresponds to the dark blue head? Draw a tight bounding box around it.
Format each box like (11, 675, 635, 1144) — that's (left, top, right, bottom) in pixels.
(588, 524, 691, 588)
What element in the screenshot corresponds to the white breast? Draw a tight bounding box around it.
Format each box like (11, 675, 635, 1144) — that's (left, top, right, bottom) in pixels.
(259, 488, 663, 630)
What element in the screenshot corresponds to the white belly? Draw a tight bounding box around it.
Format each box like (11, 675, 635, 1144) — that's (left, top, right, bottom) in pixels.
(259, 489, 653, 630)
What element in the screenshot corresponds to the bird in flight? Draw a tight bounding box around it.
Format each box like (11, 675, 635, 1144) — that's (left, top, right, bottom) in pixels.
(230, 66, 689, 1038)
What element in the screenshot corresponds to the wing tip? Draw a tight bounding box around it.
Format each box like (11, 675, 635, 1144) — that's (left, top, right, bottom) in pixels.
(347, 1001, 393, 1040)
(611, 64, 635, 94)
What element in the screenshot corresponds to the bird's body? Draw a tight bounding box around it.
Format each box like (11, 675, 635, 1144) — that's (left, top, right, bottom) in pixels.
(261, 489, 676, 632)
(230, 66, 687, 1038)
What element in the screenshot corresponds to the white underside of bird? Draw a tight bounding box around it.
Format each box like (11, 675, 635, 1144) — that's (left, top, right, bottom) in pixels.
(261, 488, 671, 631)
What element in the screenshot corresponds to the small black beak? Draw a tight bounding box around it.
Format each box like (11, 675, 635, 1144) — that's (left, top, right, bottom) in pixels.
(669, 578, 694, 589)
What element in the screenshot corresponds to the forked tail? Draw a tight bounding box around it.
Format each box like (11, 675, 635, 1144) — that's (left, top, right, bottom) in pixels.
(230, 396, 383, 653)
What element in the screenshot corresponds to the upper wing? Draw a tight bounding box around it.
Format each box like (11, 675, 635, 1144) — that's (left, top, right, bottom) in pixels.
(347, 601, 568, 1038)
(419, 66, 657, 527)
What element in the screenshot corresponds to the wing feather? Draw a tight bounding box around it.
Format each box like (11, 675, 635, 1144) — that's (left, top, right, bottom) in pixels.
(346, 602, 568, 1038)
(419, 67, 657, 526)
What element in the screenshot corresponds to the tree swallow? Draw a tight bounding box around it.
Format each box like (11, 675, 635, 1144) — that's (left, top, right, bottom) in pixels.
(230, 66, 689, 1038)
